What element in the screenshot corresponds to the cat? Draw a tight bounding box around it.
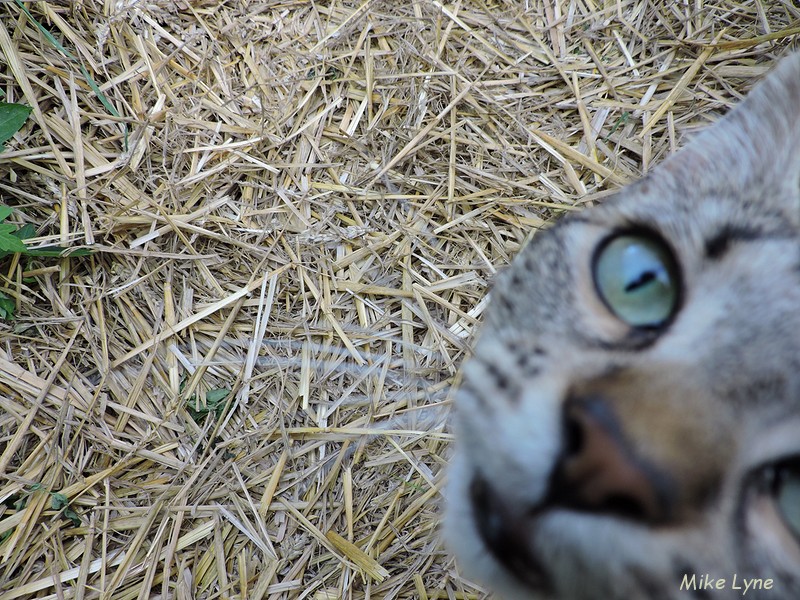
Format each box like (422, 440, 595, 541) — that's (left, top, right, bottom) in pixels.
(444, 51, 800, 600)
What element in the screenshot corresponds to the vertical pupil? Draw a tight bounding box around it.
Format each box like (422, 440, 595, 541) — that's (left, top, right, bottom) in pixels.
(624, 270, 656, 293)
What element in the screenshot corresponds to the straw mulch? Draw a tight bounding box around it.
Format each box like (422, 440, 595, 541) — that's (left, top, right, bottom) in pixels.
(0, 1, 796, 598)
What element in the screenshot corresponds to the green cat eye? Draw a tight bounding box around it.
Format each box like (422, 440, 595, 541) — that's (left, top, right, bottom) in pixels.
(775, 463, 800, 540)
(593, 233, 679, 327)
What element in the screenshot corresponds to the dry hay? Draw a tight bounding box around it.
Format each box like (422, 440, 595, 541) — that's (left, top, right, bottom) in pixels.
(0, 1, 797, 598)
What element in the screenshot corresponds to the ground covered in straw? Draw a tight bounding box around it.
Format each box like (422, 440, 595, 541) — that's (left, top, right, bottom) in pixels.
(0, 1, 797, 598)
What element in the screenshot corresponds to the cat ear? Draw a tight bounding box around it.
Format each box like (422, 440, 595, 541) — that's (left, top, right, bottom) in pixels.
(658, 52, 800, 204)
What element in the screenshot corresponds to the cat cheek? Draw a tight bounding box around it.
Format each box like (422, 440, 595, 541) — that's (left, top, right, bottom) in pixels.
(745, 493, 800, 572)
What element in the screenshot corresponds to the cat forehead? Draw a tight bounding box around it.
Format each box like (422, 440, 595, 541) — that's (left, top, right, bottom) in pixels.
(577, 178, 799, 249)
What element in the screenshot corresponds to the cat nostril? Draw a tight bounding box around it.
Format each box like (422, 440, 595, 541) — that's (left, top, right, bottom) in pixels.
(468, 474, 549, 589)
(563, 410, 585, 456)
(549, 397, 673, 523)
(600, 494, 648, 520)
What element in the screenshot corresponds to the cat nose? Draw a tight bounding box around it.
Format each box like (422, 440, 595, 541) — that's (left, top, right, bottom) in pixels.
(548, 397, 674, 523)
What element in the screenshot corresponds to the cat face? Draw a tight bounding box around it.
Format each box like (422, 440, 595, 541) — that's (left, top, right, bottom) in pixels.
(445, 52, 800, 600)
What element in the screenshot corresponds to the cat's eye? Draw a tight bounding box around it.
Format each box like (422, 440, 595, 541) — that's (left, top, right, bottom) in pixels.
(774, 461, 800, 540)
(593, 233, 680, 327)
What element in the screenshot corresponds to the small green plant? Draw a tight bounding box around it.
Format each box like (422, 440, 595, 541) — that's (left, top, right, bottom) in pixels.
(0, 99, 90, 263)
(0, 102, 31, 149)
(0, 485, 81, 537)
(603, 111, 631, 143)
(49, 491, 80, 527)
(0, 206, 93, 259)
(0, 206, 93, 320)
(186, 388, 232, 423)
(0, 205, 30, 255)
(0, 292, 15, 320)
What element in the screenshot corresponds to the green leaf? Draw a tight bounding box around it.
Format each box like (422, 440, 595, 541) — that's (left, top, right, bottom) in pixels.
(186, 388, 231, 423)
(0, 293, 16, 320)
(79, 64, 121, 119)
(0, 102, 31, 148)
(14, 0, 75, 60)
(12, 223, 36, 241)
(0, 206, 94, 258)
(64, 507, 80, 527)
(50, 493, 69, 510)
(22, 246, 94, 257)
(206, 388, 230, 404)
(0, 226, 29, 253)
(0, 208, 25, 254)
